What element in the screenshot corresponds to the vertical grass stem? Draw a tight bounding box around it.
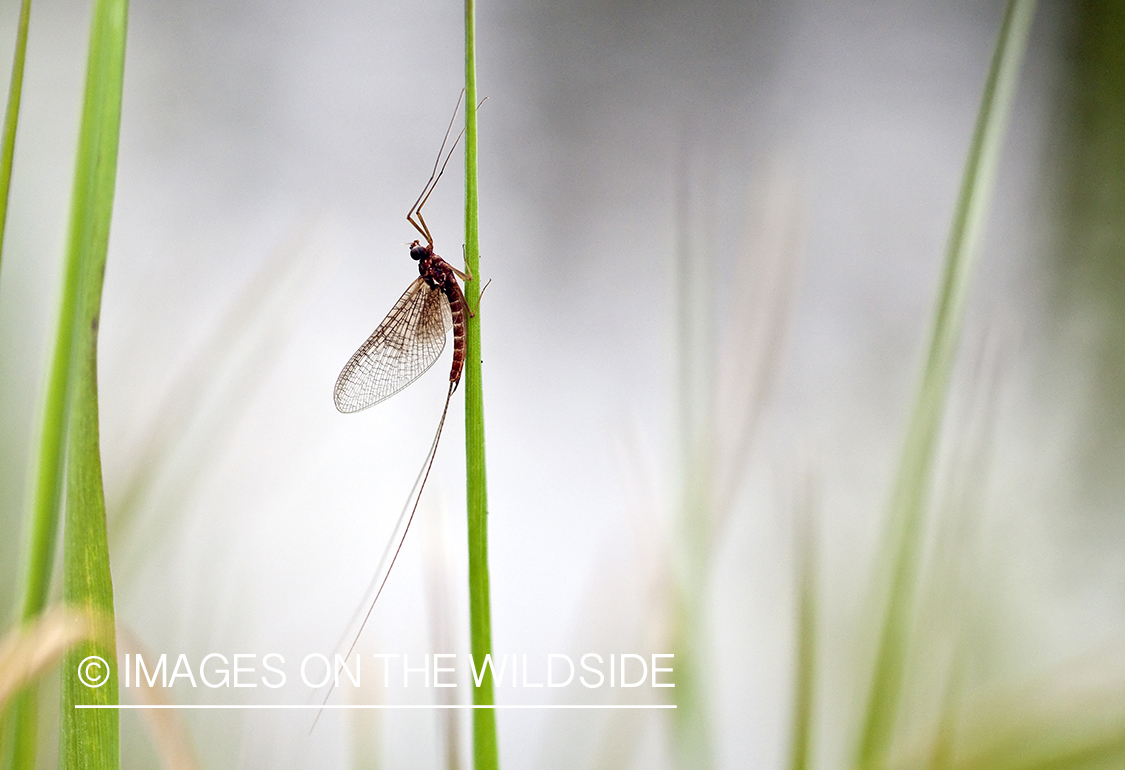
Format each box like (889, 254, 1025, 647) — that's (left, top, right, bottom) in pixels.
(462, 1, 498, 768)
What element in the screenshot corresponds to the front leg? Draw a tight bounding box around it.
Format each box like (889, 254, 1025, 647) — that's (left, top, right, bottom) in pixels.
(454, 244, 475, 283)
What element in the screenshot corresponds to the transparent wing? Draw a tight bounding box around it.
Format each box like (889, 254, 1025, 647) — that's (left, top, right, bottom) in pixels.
(334, 277, 453, 413)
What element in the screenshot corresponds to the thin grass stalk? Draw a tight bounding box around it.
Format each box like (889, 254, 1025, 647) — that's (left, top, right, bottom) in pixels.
(855, 2, 1036, 768)
(0, 2, 44, 765)
(0, 0, 31, 268)
(57, 0, 129, 766)
(669, 139, 716, 770)
(0, 0, 77, 762)
(788, 478, 818, 770)
(462, 0, 498, 768)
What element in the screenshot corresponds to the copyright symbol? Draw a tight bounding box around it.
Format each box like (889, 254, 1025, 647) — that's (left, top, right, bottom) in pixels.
(77, 656, 110, 688)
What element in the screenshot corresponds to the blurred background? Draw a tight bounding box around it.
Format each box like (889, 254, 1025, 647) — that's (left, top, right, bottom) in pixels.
(1, 0, 1123, 768)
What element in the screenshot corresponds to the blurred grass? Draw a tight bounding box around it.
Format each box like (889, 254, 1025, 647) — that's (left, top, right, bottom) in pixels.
(669, 136, 717, 770)
(788, 478, 819, 770)
(114, 627, 203, 770)
(0, 608, 111, 712)
(855, 2, 1036, 767)
(668, 149, 804, 768)
(0, 0, 42, 763)
(0, 0, 31, 271)
(107, 224, 320, 579)
(1051, 1, 1125, 492)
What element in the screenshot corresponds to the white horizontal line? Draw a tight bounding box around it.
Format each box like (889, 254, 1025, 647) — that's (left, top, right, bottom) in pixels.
(75, 704, 676, 710)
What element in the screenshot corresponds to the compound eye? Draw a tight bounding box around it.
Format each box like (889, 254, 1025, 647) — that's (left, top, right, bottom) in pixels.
(410, 242, 428, 261)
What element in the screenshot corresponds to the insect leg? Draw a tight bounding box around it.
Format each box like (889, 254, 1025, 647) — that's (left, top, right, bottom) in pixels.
(407, 91, 467, 244)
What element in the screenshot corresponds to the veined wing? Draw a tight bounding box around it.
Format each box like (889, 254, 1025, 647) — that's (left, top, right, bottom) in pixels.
(334, 277, 453, 413)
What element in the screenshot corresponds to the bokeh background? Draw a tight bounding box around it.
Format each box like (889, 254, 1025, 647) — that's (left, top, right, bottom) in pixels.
(1, 0, 1123, 768)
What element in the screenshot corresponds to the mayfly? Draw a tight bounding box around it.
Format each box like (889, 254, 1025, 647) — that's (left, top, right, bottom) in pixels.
(333, 98, 472, 415)
(322, 97, 473, 719)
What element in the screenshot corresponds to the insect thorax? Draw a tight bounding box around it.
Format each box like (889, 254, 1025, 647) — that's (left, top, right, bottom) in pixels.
(416, 252, 451, 292)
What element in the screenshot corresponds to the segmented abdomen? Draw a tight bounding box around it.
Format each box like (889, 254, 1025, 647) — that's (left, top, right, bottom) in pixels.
(446, 282, 468, 385)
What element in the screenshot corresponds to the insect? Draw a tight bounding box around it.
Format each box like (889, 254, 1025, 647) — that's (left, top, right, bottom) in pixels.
(333, 116, 472, 413)
(317, 96, 473, 727)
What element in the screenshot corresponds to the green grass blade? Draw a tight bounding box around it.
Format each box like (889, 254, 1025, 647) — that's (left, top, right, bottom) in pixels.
(0, 0, 75, 766)
(56, 0, 130, 767)
(855, 2, 1037, 768)
(0, 0, 31, 269)
(462, 1, 498, 769)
